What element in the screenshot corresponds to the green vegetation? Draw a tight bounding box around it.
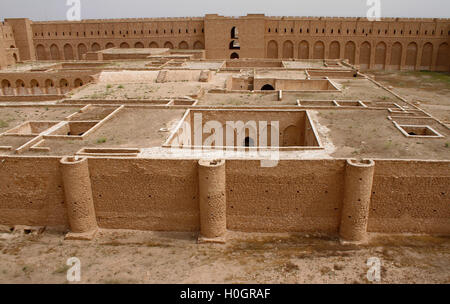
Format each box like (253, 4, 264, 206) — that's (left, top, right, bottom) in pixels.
(97, 137, 107, 144)
(0, 120, 9, 128)
(118, 85, 124, 89)
(106, 84, 112, 89)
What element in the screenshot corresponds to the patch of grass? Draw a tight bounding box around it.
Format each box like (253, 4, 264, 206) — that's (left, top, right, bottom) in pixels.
(53, 264, 70, 274)
(97, 137, 107, 144)
(0, 120, 9, 128)
(445, 143, 449, 148)
(118, 85, 124, 89)
(106, 84, 112, 89)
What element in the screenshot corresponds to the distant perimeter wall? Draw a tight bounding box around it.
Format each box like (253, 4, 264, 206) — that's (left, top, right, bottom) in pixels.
(0, 157, 449, 235)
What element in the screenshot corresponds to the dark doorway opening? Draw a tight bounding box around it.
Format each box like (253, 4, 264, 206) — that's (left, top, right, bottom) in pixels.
(261, 84, 275, 90)
(230, 52, 239, 59)
(244, 137, 255, 147)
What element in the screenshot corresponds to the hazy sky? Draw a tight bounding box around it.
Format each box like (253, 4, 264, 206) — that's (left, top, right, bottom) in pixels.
(0, 0, 449, 21)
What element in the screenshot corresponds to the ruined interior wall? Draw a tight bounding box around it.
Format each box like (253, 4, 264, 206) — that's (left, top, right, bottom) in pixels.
(0, 157, 68, 227)
(368, 160, 450, 234)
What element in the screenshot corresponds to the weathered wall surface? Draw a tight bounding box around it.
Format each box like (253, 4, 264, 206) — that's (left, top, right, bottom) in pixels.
(0, 157, 449, 235)
(226, 160, 345, 232)
(369, 160, 450, 234)
(0, 157, 68, 227)
(87, 158, 200, 231)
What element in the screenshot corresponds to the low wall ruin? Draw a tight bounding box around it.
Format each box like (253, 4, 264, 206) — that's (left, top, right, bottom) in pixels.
(0, 156, 448, 238)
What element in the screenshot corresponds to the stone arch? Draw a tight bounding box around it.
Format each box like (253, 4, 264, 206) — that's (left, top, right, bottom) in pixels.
(36, 44, 46, 60)
(164, 41, 174, 49)
(15, 79, 26, 95)
(120, 42, 130, 48)
(359, 42, 371, 69)
(64, 44, 74, 60)
(375, 42, 387, 70)
(436, 42, 449, 71)
(179, 41, 188, 49)
(282, 125, 301, 146)
(193, 41, 204, 49)
(91, 43, 101, 52)
(298, 40, 309, 59)
(261, 84, 275, 90)
(50, 44, 60, 60)
(390, 42, 402, 70)
(60, 79, 70, 93)
(134, 42, 144, 48)
(313, 41, 325, 59)
(149, 42, 159, 48)
(267, 40, 278, 58)
(1, 79, 13, 95)
(405, 42, 418, 70)
(344, 41, 356, 64)
(30, 79, 41, 95)
(105, 42, 115, 49)
(282, 40, 294, 59)
(329, 41, 340, 59)
(45, 79, 57, 94)
(420, 42, 433, 70)
(230, 52, 239, 59)
(74, 78, 83, 88)
(77, 43, 87, 60)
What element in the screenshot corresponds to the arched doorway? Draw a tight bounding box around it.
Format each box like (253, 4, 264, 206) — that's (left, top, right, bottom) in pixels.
(359, 42, 371, 69)
(436, 43, 449, 71)
(120, 42, 130, 48)
(193, 41, 204, 49)
(420, 43, 433, 70)
(299, 41, 309, 59)
(405, 42, 418, 70)
(267, 40, 278, 58)
(36, 44, 46, 60)
(329, 41, 340, 59)
(390, 42, 402, 70)
(282, 40, 294, 59)
(91, 43, 101, 52)
(261, 84, 275, 90)
(375, 42, 387, 70)
(77, 43, 87, 60)
(230, 52, 239, 59)
(64, 44, 74, 60)
(134, 42, 144, 48)
(313, 41, 325, 59)
(344, 41, 356, 64)
(164, 41, 174, 49)
(179, 41, 188, 49)
(149, 42, 159, 48)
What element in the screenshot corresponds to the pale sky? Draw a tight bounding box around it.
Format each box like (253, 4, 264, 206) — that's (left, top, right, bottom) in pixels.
(0, 0, 449, 21)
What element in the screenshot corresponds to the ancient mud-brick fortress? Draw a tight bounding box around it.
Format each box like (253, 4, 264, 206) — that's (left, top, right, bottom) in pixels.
(0, 14, 449, 242)
(1, 14, 449, 71)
